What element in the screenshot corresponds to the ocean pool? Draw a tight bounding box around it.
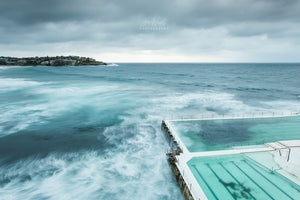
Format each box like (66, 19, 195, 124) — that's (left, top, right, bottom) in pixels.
(187, 152, 300, 200)
(170, 115, 300, 152)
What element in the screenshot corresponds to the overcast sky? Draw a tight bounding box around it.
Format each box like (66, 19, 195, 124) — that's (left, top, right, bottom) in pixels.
(1, 0, 300, 62)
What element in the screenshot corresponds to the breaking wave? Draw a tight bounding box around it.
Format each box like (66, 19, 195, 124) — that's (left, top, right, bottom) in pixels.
(107, 63, 119, 67)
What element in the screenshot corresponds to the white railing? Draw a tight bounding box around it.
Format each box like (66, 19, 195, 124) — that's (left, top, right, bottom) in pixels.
(164, 112, 300, 122)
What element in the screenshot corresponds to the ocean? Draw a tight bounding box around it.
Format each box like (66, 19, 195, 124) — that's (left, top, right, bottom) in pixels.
(0, 63, 299, 200)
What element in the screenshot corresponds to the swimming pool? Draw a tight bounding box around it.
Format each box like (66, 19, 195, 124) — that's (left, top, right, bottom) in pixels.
(170, 115, 300, 152)
(187, 153, 300, 200)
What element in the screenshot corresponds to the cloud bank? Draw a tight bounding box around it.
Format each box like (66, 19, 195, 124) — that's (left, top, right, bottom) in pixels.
(1, 0, 300, 62)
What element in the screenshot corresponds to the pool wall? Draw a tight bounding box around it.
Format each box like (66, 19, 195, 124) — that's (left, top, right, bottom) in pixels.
(168, 157, 194, 200)
(162, 120, 208, 200)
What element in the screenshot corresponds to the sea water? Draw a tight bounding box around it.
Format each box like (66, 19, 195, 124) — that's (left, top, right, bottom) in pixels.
(0, 63, 299, 199)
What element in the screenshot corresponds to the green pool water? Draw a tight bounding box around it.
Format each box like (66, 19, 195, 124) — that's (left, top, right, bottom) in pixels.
(188, 153, 300, 200)
(170, 116, 300, 152)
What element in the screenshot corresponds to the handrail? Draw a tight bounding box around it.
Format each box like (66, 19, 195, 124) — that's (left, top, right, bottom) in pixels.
(166, 112, 300, 122)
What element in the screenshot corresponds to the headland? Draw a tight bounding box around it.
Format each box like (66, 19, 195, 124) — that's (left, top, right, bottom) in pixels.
(0, 56, 107, 66)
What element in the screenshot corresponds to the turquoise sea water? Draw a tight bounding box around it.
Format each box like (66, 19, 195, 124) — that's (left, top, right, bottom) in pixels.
(188, 153, 300, 200)
(171, 116, 300, 152)
(0, 63, 300, 199)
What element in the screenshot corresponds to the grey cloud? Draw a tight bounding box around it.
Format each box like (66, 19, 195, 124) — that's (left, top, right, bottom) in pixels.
(1, 0, 299, 26)
(0, 0, 300, 61)
(226, 22, 300, 38)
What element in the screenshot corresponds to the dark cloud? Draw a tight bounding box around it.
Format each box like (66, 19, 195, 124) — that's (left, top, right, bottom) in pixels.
(1, 0, 299, 25)
(0, 0, 300, 62)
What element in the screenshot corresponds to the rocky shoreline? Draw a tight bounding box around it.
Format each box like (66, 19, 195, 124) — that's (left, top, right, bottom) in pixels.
(0, 56, 107, 66)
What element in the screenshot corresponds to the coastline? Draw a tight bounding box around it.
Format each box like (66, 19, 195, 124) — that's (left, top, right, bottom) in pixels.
(0, 64, 107, 67)
(0, 56, 107, 66)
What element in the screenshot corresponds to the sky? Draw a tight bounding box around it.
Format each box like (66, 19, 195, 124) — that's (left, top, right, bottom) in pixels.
(0, 0, 300, 62)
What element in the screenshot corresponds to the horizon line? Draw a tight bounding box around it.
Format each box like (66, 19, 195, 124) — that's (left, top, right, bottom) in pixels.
(111, 62, 300, 64)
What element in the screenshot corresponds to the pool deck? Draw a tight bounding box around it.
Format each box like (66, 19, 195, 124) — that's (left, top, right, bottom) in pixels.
(162, 115, 300, 200)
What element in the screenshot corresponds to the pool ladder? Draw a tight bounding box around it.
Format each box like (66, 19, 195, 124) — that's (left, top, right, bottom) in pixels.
(266, 142, 291, 162)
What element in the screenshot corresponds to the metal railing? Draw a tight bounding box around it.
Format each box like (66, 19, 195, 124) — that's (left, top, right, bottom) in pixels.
(163, 112, 300, 122)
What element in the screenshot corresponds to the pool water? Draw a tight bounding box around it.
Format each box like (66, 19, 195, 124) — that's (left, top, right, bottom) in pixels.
(187, 153, 300, 200)
(170, 116, 300, 152)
